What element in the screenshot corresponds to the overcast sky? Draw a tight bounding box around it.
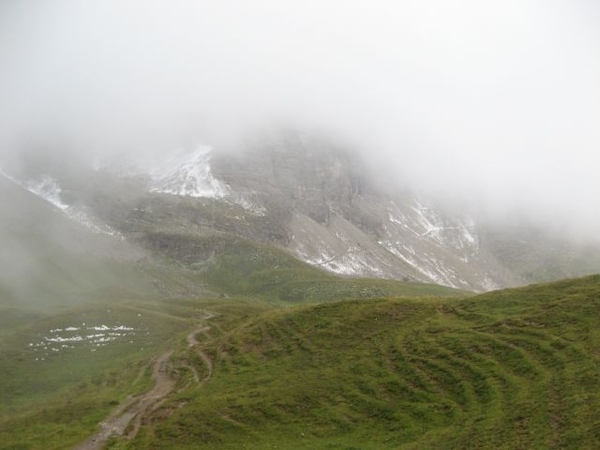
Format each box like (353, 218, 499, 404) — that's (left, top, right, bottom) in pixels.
(1, 0, 599, 236)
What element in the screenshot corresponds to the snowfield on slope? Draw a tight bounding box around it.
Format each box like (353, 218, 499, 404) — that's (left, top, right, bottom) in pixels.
(148, 144, 229, 198)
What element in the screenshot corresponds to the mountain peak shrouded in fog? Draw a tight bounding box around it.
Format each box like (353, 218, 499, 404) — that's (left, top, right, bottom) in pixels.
(6, 130, 600, 294)
(1, 0, 600, 239)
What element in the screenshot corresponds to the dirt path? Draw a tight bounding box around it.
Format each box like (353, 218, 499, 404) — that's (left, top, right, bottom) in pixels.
(186, 326, 214, 383)
(73, 313, 215, 450)
(73, 351, 175, 450)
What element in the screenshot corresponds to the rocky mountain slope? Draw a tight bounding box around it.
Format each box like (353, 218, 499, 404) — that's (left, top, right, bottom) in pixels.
(3, 130, 600, 292)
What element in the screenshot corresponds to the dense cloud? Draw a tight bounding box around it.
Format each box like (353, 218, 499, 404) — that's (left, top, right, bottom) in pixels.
(1, 0, 599, 237)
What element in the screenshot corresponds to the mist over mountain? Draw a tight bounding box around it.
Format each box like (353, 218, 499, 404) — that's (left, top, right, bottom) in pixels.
(1, 0, 599, 295)
(1, 0, 600, 242)
(3, 129, 600, 297)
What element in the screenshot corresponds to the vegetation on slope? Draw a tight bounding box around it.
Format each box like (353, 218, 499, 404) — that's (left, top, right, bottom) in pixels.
(122, 275, 600, 449)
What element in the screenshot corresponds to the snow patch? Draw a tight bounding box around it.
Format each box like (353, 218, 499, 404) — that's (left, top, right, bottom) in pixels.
(64, 208, 123, 238)
(148, 144, 229, 198)
(482, 277, 501, 291)
(295, 226, 385, 277)
(28, 324, 142, 358)
(381, 240, 470, 289)
(24, 177, 68, 210)
(231, 195, 267, 216)
(9, 174, 122, 238)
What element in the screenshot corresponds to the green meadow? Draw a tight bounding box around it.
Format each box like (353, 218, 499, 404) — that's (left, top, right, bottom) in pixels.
(120, 275, 600, 449)
(1, 238, 599, 449)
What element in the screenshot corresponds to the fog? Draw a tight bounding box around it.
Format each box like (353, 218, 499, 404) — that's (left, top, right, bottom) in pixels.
(1, 0, 599, 238)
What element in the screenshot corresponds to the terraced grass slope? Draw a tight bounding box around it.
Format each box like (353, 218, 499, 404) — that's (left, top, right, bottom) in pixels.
(124, 275, 600, 449)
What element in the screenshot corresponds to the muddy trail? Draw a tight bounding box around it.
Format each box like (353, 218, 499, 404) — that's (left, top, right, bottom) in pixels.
(185, 326, 214, 383)
(73, 318, 214, 450)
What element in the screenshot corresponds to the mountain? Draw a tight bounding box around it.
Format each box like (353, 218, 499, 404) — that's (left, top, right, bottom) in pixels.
(2, 133, 600, 448)
(3, 129, 600, 293)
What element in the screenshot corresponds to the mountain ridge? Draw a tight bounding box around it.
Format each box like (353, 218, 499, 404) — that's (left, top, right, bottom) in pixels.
(3, 130, 600, 292)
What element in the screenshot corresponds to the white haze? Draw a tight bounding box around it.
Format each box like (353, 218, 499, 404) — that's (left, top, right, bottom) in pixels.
(1, 0, 599, 238)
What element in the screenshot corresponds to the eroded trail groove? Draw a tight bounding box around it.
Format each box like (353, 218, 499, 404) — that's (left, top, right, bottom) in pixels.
(73, 313, 215, 450)
(186, 326, 214, 383)
(73, 351, 175, 450)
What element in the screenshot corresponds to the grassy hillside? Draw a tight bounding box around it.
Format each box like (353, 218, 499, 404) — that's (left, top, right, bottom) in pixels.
(119, 275, 600, 449)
